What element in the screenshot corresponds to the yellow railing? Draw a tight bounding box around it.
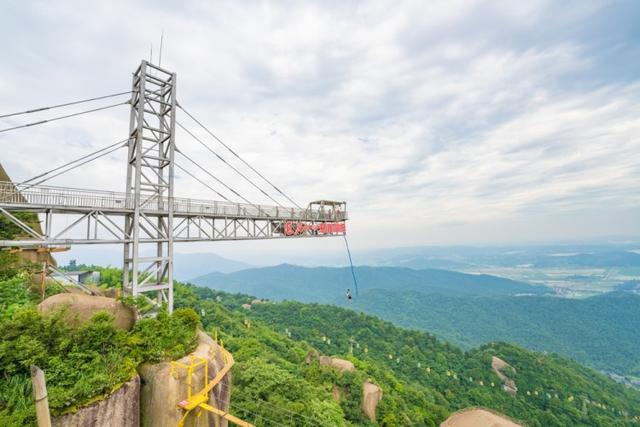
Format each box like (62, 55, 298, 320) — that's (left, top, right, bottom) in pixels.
(170, 342, 253, 427)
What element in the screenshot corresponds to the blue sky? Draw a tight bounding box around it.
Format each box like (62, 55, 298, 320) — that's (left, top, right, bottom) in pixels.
(0, 1, 638, 262)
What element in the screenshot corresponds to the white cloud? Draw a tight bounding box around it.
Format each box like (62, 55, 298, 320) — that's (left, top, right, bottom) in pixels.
(0, 0, 638, 255)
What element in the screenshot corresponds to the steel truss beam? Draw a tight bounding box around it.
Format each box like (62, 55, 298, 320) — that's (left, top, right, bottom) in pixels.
(0, 207, 345, 246)
(0, 61, 349, 314)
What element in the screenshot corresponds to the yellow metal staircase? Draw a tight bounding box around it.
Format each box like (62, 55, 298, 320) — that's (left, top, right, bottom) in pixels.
(171, 342, 254, 427)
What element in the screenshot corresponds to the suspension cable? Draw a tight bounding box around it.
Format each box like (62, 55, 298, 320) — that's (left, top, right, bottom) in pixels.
(0, 101, 129, 134)
(177, 103, 303, 209)
(0, 140, 127, 203)
(21, 139, 128, 185)
(212, 380, 329, 427)
(227, 401, 284, 427)
(174, 161, 232, 202)
(176, 149, 265, 214)
(211, 380, 326, 426)
(27, 142, 126, 188)
(0, 91, 132, 119)
(177, 121, 287, 208)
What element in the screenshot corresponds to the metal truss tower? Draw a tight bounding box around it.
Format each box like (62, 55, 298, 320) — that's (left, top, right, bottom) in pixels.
(0, 59, 348, 313)
(123, 60, 177, 311)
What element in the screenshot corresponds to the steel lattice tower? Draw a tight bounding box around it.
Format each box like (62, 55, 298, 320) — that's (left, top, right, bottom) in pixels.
(123, 60, 177, 311)
(0, 59, 348, 314)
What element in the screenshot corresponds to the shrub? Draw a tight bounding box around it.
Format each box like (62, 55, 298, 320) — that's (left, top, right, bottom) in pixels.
(0, 277, 200, 421)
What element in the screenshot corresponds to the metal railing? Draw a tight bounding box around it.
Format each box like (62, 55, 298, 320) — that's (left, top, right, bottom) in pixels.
(0, 181, 347, 221)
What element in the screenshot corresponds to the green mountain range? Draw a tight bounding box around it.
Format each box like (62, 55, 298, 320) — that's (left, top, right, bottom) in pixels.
(193, 264, 640, 378)
(176, 283, 640, 426)
(2, 259, 640, 425)
(349, 288, 640, 378)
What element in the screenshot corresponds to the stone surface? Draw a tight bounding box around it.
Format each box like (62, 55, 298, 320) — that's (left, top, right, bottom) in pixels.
(139, 331, 231, 427)
(332, 385, 343, 401)
(305, 349, 320, 364)
(311, 350, 383, 421)
(319, 356, 355, 373)
(491, 356, 518, 396)
(362, 381, 383, 421)
(440, 408, 523, 427)
(52, 376, 140, 427)
(38, 293, 136, 330)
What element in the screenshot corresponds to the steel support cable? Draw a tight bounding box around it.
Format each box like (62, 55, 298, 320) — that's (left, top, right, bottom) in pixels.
(177, 121, 286, 208)
(189, 388, 280, 427)
(0, 141, 127, 203)
(28, 142, 127, 188)
(177, 103, 303, 209)
(174, 161, 232, 202)
(0, 91, 132, 119)
(175, 149, 269, 217)
(211, 380, 328, 427)
(226, 400, 296, 427)
(0, 101, 129, 134)
(21, 139, 128, 185)
(175, 149, 250, 203)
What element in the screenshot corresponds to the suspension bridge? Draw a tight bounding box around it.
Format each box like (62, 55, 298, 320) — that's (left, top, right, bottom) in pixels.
(0, 60, 348, 312)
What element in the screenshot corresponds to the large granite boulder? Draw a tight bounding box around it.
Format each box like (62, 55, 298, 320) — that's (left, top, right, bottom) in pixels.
(491, 356, 518, 396)
(138, 331, 231, 427)
(362, 380, 383, 421)
(38, 293, 136, 330)
(440, 408, 523, 427)
(319, 356, 355, 373)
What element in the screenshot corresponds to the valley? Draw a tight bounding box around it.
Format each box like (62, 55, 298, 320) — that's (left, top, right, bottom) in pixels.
(191, 251, 640, 381)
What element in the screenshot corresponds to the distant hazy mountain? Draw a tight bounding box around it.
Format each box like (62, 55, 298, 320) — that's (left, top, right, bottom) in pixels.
(357, 244, 640, 269)
(192, 263, 640, 377)
(533, 251, 640, 268)
(350, 288, 640, 377)
(173, 253, 254, 280)
(192, 264, 549, 302)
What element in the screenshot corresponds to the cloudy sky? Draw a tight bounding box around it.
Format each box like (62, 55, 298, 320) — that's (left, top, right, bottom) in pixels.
(0, 1, 639, 263)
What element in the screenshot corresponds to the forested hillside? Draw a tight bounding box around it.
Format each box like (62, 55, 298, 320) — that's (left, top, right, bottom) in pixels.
(175, 283, 640, 426)
(0, 275, 199, 426)
(193, 263, 640, 379)
(3, 257, 640, 426)
(348, 289, 640, 378)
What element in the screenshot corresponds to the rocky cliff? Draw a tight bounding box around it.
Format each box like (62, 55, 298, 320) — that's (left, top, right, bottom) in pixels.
(52, 376, 140, 427)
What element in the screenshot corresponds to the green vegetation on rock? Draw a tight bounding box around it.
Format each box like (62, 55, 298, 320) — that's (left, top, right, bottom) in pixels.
(0, 274, 198, 427)
(2, 261, 640, 426)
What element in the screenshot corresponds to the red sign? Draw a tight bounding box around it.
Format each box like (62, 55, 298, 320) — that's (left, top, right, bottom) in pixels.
(284, 221, 346, 236)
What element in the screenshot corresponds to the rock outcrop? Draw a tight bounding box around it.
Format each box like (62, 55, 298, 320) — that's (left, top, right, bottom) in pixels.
(332, 385, 343, 401)
(305, 349, 320, 364)
(138, 331, 231, 427)
(362, 380, 383, 421)
(491, 356, 517, 396)
(49, 331, 232, 427)
(440, 408, 523, 427)
(319, 356, 355, 373)
(307, 350, 382, 421)
(52, 376, 140, 427)
(38, 293, 136, 330)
